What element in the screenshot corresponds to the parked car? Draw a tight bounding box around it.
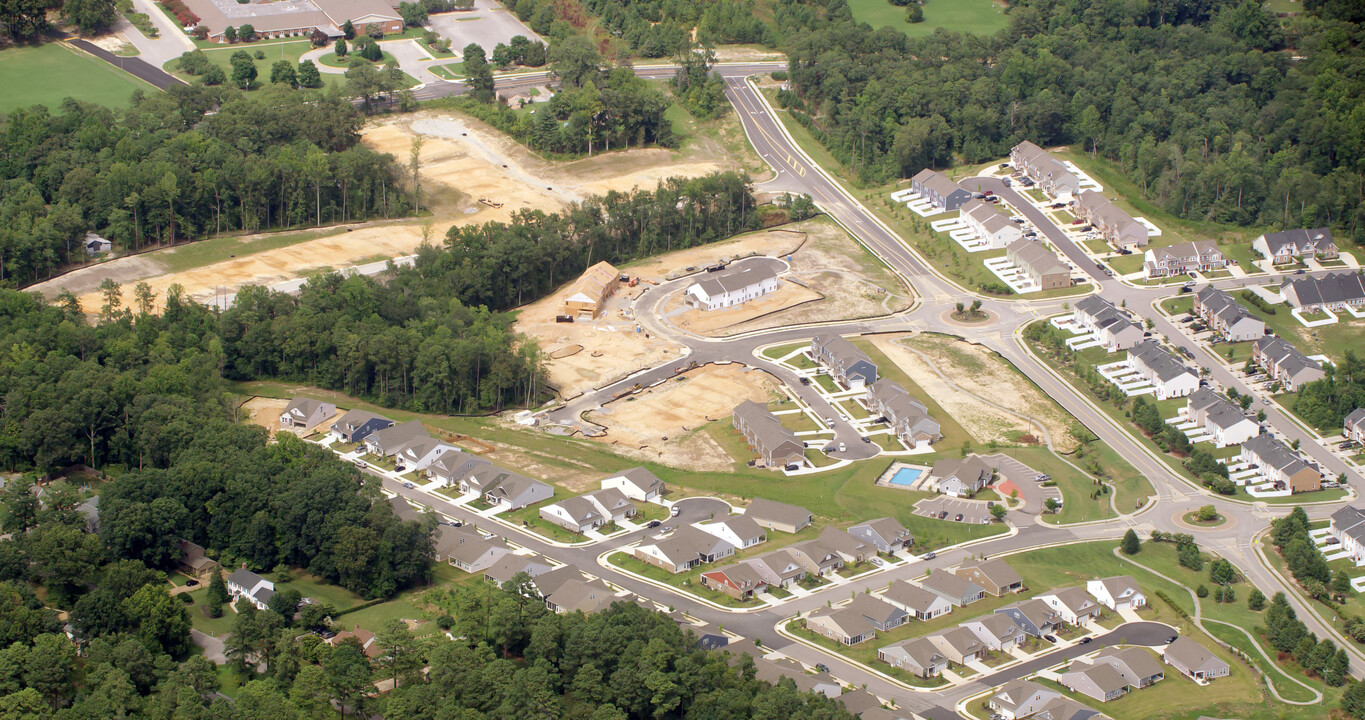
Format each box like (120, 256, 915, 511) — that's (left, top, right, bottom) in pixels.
(1326, 536, 1341, 544)
(1339, 441, 1356, 450)
(1296, 269, 1307, 275)
(838, 442, 847, 453)
(825, 416, 836, 426)
(1044, 635, 1058, 643)
(402, 481, 415, 489)
(353, 459, 367, 468)
(815, 663, 830, 673)
(647, 520, 662, 528)
(1072, 219, 1084, 225)
(938, 511, 948, 519)
(862, 436, 872, 443)
(1080, 637, 1092, 645)
(954, 513, 964, 522)
(923, 551, 937, 560)
(1051, 202, 1067, 209)
(670, 506, 681, 517)
(1179, 347, 1196, 359)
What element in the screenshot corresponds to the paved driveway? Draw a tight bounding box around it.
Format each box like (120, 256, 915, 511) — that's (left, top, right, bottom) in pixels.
(124, 0, 195, 68)
(427, 0, 541, 54)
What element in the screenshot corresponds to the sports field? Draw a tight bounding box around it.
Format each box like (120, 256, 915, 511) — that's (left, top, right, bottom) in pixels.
(0, 43, 152, 113)
(847, 0, 1009, 37)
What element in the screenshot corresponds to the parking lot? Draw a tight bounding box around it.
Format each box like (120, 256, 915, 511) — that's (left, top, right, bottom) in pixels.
(989, 454, 1063, 513)
(914, 497, 993, 525)
(428, 0, 542, 55)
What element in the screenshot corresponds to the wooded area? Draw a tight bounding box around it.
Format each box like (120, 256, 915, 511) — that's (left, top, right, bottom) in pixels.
(1293, 351, 1364, 432)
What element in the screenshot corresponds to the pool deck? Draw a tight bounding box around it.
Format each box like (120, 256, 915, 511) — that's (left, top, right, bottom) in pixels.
(875, 461, 933, 491)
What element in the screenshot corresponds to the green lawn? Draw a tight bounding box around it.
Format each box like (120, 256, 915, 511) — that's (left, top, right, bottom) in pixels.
(154, 228, 351, 273)
(184, 588, 236, 637)
(275, 570, 366, 610)
(318, 49, 400, 69)
(846, 0, 1009, 37)
(0, 43, 153, 113)
(504, 500, 589, 544)
(1106, 254, 1145, 275)
(760, 342, 810, 361)
(607, 552, 765, 608)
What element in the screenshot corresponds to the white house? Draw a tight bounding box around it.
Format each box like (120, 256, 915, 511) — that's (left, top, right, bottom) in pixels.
(1127, 342, 1199, 400)
(1073, 296, 1144, 352)
(961, 199, 1023, 249)
(1330, 506, 1365, 563)
(394, 439, 461, 473)
(1087, 576, 1146, 610)
(695, 516, 767, 549)
(1143, 241, 1224, 279)
(1185, 389, 1259, 448)
(600, 467, 665, 502)
(685, 265, 779, 311)
(1036, 587, 1103, 625)
(227, 567, 275, 611)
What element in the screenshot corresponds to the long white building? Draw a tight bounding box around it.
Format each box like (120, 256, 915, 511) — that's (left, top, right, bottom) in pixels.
(685, 265, 779, 311)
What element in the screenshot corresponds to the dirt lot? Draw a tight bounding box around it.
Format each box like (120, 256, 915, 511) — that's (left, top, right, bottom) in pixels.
(240, 397, 291, 434)
(585, 364, 782, 471)
(664, 281, 822, 335)
(870, 334, 1079, 452)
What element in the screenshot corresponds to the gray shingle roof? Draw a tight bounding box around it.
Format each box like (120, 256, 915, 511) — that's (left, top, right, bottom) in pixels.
(745, 497, 812, 528)
(1242, 433, 1313, 477)
(693, 265, 777, 298)
(1281, 271, 1365, 308)
(1007, 239, 1070, 278)
(1128, 341, 1194, 383)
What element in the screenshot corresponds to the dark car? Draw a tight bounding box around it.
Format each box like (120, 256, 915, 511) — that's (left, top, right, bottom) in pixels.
(861, 436, 872, 443)
(1051, 202, 1066, 209)
(815, 663, 830, 673)
(1296, 269, 1307, 275)
(1179, 346, 1195, 359)
(185, 580, 199, 587)
(954, 513, 964, 522)
(1044, 635, 1058, 643)
(1167, 635, 1179, 643)
(647, 520, 662, 528)
(1079, 637, 1092, 645)
(938, 511, 948, 519)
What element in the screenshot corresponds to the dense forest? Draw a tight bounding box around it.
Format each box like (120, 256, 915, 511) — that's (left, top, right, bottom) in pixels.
(0, 0, 117, 37)
(1293, 351, 1364, 431)
(0, 87, 411, 285)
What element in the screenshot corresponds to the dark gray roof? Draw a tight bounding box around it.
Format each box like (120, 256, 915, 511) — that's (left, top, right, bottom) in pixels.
(693, 265, 777, 297)
(1242, 433, 1313, 476)
(1332, 506, 1365, 546)
(366, 420, 429, 451)
(1187, 388, 1251, 431)
(732, 400, 802, 458)
(912, 168, 967, 199)
(1007, 239, 1070, 277)
(1281, 271, 1365, 307)
(745, 497, 812, 528)
(334, 409, 391, 431)
(1128, 341, 1194, 383)
(1260, 227, 1335, 255)
(1254, 336, 1323, 378)
(1347, 408, 1365, 430)
(811, 334, 874, 369)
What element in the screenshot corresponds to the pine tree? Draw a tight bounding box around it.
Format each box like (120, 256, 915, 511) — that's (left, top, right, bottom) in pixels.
(1121, 529, 1140, 555)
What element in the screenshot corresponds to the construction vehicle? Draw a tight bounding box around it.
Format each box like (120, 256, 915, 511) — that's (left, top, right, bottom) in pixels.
(628, 277, 639, 287)
(478, 198, 504, 209)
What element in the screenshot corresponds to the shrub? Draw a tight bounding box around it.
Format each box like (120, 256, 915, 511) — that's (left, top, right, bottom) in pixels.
(1196, 584, 1209, 598)
(771, 70, 788, 81)
(906, 3, 924, 22)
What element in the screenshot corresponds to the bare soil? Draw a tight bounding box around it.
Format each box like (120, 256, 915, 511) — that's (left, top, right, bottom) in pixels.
(585, 364, 782, 471)
(240, 397, 291, 434)
(666, 281, 823, 335)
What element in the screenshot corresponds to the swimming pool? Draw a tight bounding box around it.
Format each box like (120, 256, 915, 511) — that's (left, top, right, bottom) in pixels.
(889, 467, 923, 487)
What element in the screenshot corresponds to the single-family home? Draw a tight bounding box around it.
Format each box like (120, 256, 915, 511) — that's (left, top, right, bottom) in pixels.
(1075, 190, 1148, 249)
(811, 334, 878, 389)
(919, 571, 987, 607)
(561, 260, 619, 318)
(1126, 341, 1199, 400)
(1143, 240, 1224, 280)
(696, 516, 767, 549)
(1252, 227, 1337, 265)
(330, 409, 394, 444)
(1091, 646, 1164, 688)
(685, 265, 780, 311)
(1073, 296, 1144, 352)
(848, 593, 910, 631)
(364, 420, 429, 457)
(928, 626, 987, 664)
(544, 576, 617, 615)
(745, 497, 813, 534)
(1185, 388, 1259, 448)
(435, 525, 511, 572)
(227, 567, 275, 611)
(461, 468, 555, 510)
(1193, 287, 1265, 342)
(1163, 637, 1230, 682)
(76, 495, 100, 533)
(1345, 408, 1365, 445)
(1037, 587, 1103, 625)
(960, 613, 1025, 652)
(278, 397, 336, 430)
(483, 554, 555, 586)
(1253, 336, 1325, 391)
(911, 169, 972, 212)
(962, 198, 1024, 249)
(1035, 697, 1106, 720)
(1279, 271, 1365, 312)
(582, 488, 636, 524)
(878, 637, 950, 678)
(954, 558, 1023, 596)
(388, 496, 426, 523)
(989, 680, 1061, 720)
(1086, 576, 1146, 610)
(700, 563, 769, 600)
(1011, 142, 1082, 198)
(600, 467, 665, 502)
(1330, 505, 1365, 563)
(732, 400, 805, 469)
(786, 540, 845, 577)
(1239, 434, 1321, 493)
(882, 580, 953, 620)
(996, 599, 1063, 638)
(806, 605, 878, 645)
(395, 438, 460, 473)
(848, 517, 914, 554)
(177, 540, 219, 580)
(1007, 239, 1073, 291)
(633, 525, 735, 574)
(329, 625, 380, 659)
(744, 549, 809, 588)
(812, 527, 874, 564)
(864, 380, 941, 449)
(928, 454, 993, 497)
(426, 450, 492, 487)
(84, 232, 112, 255)
(1059, 661, 1130, 703)
(540, 496, 606, 533)
(753, 657, 841, 699)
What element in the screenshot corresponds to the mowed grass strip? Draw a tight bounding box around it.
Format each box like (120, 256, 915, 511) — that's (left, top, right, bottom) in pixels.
(0, 43, 153, 113)
(846, 0, 1009, 37)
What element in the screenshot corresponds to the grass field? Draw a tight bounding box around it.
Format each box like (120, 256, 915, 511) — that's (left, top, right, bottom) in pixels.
(155, 227, 352, 273)
(847, 0, 1009, 37)
(0, 43, 152, 113)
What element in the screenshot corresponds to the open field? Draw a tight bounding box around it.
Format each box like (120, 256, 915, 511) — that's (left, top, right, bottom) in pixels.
(846, 0, 1009, 37)
(0, 43, 153, 113)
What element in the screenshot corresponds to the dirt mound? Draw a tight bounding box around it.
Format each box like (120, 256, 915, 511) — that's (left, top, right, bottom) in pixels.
(549, 344, 583, 359)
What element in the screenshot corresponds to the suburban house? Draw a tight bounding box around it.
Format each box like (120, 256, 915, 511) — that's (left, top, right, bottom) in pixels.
(786, 540, 846, 577)
(278, 397, 336, 430)
(562, 261, 619, 318)
(1007, 239, 1073, 290)
(1011, 142, 1082, 198)
(1193, 287, 1265, 342)
(955, 558, 1023, 596)
(1143, 240, 1224, 279)
(732, 400, 805, 469)
(810, 334, 878, 389)
(426, 450, 492, 487)
(434, 526, 511, 573)
(1073, 296, 1144, 352)
(1279, 271, 1365, 312)
(84, 232, 112, 255)
(753, 657, 841, 699)
(329, 625, 380, 659)
(1253, 336, 1325, 391)
(545, 576, 617, 615)
(928, 454, 994, 497)
(1126, 341, 1199, 400)
(539, 496, 605, 533)
(962, 199, 1024, 249)
(330, 409, 394, 444)
(960, 613, 1026, 652)
(989, 680, 1061, 720)
(1091, 646, 1165, 688)
(388, 496, 425, 523)
(600, 467, 665, 502)
(996, 599, 1063, 638)
(177, 540, 219, 580)
(849, 517, 914, 554)
(633, 526, 735, 574)
(919, 571, 987, 607)
(745, 498, 813, 534)
(227, 567, 275, 611)
(1037, 586, 1103, 625)
(696, 516, 767, 549)
(1059, 660, 1130, 703)
(1087, 576, 1146, 610)
(744, 550, 809, 588)
(1329, 506, 1365, 563)
(806, 606, 878, 646)
(928, 626, 987, 664)
(882, 580, 953, 620)
(395, 438, 460, 473)
(1346, 408, 1365, 444)
(1163, 637, 1230, 682)
(363, 420, 429, 457)
(687, 265, 780, 312)
(1185, 388, 1260, 448)
(1239, 434, 1321, 493)
(878, 637, 950, 678)
(1252, 227, 1338, 265)
(460, 468, 555, 510)
(847, 593, 909, 631)
(911, 169, 972, 211)
(809, 527, 874, 564)
(77, 496, 100, 533)
(483, 554, 554, 586)
(700, 563, 769, 600)
(1075, 190, 1148, 249)
(181, 0, 401, 44)
(864, 380, 942, 449)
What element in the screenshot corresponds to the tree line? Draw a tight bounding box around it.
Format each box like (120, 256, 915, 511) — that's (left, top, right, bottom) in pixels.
(0, 87, 412, 285)
(0, 0, 116, 38)
(1293, 351, 1364, 432)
